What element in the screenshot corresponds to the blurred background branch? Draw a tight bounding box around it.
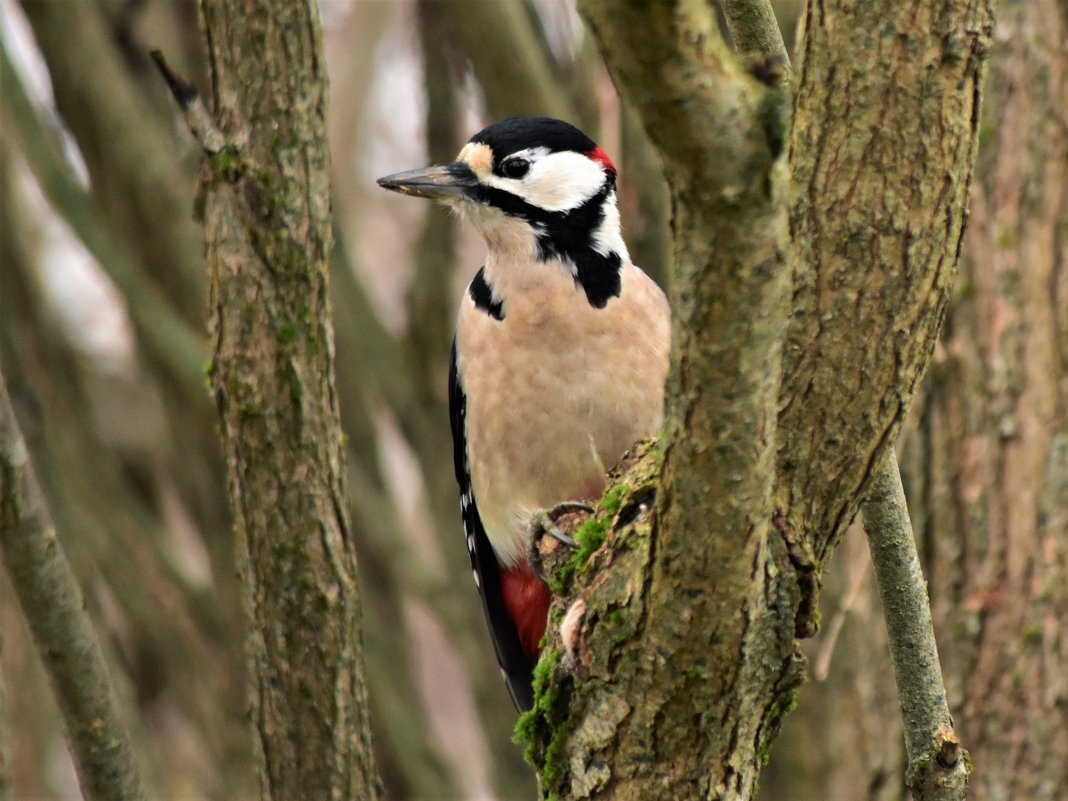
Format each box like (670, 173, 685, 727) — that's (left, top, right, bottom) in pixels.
(0, 368, 146, 801)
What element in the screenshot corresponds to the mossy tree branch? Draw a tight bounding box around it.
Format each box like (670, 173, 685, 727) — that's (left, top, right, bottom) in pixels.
(522, 2, 801, 798)
(0, 370, 147, 801)
(520, 0, 993, 799)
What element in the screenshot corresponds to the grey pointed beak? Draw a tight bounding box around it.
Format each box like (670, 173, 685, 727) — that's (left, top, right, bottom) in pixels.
(376, 161, 479, 200)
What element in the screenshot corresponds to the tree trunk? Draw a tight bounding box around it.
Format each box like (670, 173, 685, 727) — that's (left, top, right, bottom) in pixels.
(520, 0, 993, 799)
(197, 1, 379, 798)
(906, 0, 1068, 795)
(766, 2, 1068, 798)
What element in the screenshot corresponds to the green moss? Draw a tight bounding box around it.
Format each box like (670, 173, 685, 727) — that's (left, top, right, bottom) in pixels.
(605, 608, 632, 645)
(686, 664, 711, 680)
(550, 515, 610, 595)
(756, 687, 799, 767)
(213, 147, 242, 180)
(541, 731, 564, 788)
(600, 484, 626, 516)
(298, 680, 312, 698)
(278, 321, 299, 344)
(512, 709, 537, 751)
(532, 648, 560, 714)
(513, 647, 568, 790)
(1022, 626, 1043, 645)
(574, 517, 608, 565)
(977, 124, 995, 150)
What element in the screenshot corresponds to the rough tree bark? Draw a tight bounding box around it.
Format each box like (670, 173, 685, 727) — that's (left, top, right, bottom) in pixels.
(903, 0, 1068, 795)
(0, 372, 146, 801)
(767, 2, 1064, 798)
(517, 1, 993, 799)
(862, 451, 966, 799)
(194, 1, 379, 798)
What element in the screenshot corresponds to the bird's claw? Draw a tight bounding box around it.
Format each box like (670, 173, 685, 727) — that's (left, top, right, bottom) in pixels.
(526, 502, 594, 581)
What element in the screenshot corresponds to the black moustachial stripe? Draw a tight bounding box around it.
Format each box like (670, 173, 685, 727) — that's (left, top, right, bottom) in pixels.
(469, 267, 504, 320)
(469, 182, 622, 309)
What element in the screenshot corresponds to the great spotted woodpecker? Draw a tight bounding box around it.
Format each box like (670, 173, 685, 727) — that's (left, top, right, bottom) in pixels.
(378, 117, 670, 710)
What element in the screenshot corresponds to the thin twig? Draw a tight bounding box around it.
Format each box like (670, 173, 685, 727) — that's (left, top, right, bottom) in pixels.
(149, 50, 225, 154)
(862, 449, 970, 801)
(0, 371, 147, 801)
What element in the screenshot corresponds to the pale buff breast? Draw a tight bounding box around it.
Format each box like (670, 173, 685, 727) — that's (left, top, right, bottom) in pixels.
(456, 260, 670, 567)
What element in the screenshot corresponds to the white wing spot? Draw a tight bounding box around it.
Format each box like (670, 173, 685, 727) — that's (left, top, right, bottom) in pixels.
(472, 568, 480, 588)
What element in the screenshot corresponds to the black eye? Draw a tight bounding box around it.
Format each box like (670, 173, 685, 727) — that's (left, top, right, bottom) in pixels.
(501, 158, 530, 179)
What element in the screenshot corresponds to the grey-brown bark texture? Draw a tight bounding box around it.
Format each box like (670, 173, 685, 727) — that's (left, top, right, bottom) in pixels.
(921, 5, 1068, 795)
(197, 1, 378, 798)
(764, 1, 1067, 799)
(862, 451, 967, 799)
(0, 372, 146, 801)
(518, 0, 993, 799)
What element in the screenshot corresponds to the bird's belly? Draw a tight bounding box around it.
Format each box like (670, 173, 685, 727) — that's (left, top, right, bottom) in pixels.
(462, 312, 665, 567)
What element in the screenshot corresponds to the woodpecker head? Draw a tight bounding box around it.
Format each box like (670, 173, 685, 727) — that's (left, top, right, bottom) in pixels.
(378, 117, 626, 307)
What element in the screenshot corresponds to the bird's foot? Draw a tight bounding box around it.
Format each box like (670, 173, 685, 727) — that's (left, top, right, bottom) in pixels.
(526, 501, 595, 583)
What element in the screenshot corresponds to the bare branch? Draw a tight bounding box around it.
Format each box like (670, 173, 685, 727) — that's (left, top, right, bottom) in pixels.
(722, 0, 791, 69)
(0, 39, 206, 389)
(862, 450, 969, 801)
(149, 50, 225, 154)
(0, 371, 146, 801)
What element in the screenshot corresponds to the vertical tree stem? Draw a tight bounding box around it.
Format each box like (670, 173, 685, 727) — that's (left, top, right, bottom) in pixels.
(722, 0, 791, 67)
(862, 450, 969, 800)
(0, 372, 146, 801)
(196, 0, 380, 798)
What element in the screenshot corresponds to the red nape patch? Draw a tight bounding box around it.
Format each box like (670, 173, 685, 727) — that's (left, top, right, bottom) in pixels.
(586, 146, 616, 175)
(500, 561, 552, 659)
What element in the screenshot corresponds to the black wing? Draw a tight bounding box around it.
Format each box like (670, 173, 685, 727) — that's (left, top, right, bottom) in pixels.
(449, 340, 534, 711)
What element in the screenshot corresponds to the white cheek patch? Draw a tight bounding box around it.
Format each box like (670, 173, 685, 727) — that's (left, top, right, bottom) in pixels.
(483, 150, 608, 212)
(591, 191, 629, 261)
